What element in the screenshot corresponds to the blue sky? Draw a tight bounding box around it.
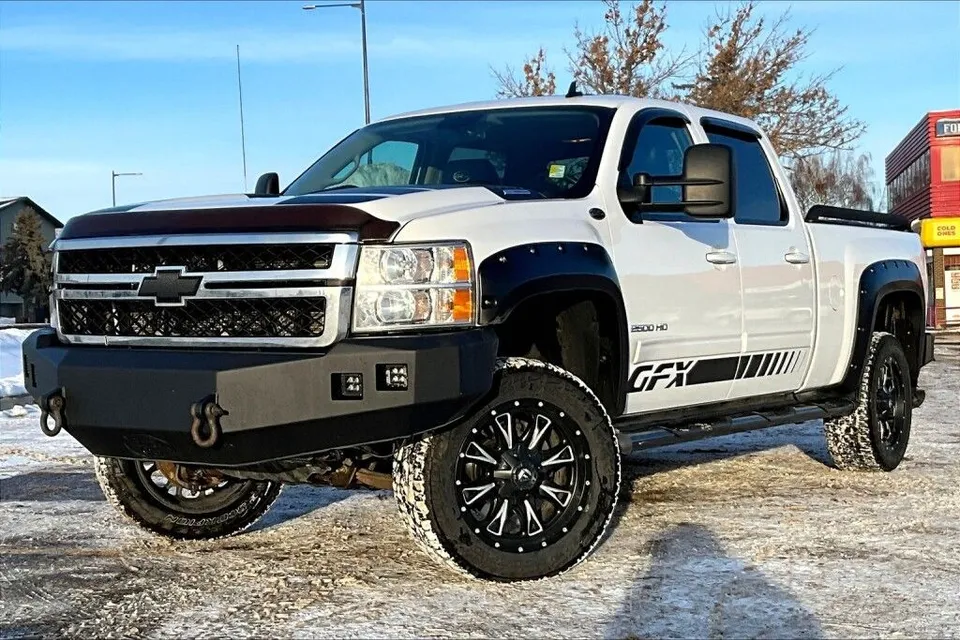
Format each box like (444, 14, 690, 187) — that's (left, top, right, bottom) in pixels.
(0, 0, 957, 220)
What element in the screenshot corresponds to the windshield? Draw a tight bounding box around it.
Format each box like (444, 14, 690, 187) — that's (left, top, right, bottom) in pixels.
(284, 105, 615, 199)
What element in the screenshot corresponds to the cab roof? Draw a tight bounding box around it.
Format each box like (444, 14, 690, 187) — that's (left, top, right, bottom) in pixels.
(377, 94, 764, 136)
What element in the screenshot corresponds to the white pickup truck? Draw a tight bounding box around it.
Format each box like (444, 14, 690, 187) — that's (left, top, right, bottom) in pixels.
(23, 93, 934, 582)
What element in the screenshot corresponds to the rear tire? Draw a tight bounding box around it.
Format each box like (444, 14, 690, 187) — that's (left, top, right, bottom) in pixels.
(824, 332, 913, 471)
(393, 357, 621, 581)
(94, 457, 282, 539)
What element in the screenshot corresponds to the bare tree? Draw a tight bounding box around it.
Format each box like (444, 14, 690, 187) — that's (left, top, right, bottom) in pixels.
(491, 0, 865, 160)
(788, 151, 878, 212)
(491, 0, 687, 99)
(681, 2, 865, 158)
(492, 47, 557, 98)
(566, 0, 690, 99)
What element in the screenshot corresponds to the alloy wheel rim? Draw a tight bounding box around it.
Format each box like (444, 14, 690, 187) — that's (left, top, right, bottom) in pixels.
(874, 355, 906, 449)
(136, 461, 248, 514)
(454, 399, 592, 553)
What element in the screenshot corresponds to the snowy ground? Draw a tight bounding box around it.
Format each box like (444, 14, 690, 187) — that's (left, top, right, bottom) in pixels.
(0, 329, 33, 399)
(1, 340, 958, 639)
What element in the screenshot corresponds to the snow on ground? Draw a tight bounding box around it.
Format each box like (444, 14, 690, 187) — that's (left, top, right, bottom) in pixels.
(1, 341, 958, 638)
(0, 328, 33, 398)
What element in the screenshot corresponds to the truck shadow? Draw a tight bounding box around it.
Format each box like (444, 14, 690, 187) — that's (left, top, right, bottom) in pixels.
(598, 421, 831, 545)
(0, 471, 358, 533)
(248, 484, 356, 532)
(604, 523, 823, 638)
(623, 420, 833, 479)
(0, 471, 105, 502)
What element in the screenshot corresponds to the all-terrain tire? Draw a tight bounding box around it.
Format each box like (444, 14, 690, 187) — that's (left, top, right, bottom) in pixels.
(95, 457, 282, 540)
(824, 331, 913, 471)
(393, 357, 622, 582)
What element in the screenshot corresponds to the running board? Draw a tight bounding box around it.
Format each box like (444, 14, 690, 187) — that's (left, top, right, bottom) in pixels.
(616, 400, 855, 455)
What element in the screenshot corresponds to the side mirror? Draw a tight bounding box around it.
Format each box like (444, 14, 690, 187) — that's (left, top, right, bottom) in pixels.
(680, 143, 733, 218)
(617, 143, 734, 219)
(254, 172, 280, 196)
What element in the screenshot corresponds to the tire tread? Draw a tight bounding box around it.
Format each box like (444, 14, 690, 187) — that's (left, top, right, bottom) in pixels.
(392, 357, 622, 581)
(824, 331, 911, 472)
(94, 456, 283, 540)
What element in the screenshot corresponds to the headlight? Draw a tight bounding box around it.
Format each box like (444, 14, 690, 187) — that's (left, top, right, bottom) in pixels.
(352, 242, 475, 332)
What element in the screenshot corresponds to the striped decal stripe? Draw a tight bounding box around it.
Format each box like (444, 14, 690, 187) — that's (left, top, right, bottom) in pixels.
(735, 349, 803, 380)
(629, 348, 808, 393)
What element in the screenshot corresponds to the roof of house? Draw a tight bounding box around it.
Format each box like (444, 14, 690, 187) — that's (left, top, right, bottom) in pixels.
(0, 197, 63, 228)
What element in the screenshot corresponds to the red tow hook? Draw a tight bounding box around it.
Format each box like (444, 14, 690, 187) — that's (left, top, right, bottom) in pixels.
(39, 391, 66, 437)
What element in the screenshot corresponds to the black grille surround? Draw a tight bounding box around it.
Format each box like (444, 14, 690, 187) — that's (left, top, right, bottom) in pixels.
(58, 297, 327, 339)
(57, 243, 335, 274)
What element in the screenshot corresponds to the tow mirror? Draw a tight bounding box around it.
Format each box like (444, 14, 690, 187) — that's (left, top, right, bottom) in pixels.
(254, 172, 280, 196)
(617, 143, 734, 219)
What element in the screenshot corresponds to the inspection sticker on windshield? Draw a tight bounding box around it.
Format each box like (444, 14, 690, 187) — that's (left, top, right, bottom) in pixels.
(548, 164, 566, 179)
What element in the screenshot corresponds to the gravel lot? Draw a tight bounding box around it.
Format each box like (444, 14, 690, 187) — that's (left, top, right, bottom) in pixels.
(1, 339, 958, 638)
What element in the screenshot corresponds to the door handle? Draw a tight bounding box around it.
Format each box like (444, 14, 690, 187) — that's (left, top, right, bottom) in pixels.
(784, 250, 810, 264)
(705, 250, 737, 265)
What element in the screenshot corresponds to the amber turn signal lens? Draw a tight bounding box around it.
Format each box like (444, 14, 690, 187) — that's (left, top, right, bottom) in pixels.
(451, 288, 473, 322)
(452, 246, 472, 283)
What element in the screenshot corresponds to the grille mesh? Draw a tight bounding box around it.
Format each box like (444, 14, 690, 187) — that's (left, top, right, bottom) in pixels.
(58, 244, 334, 274)
(58, 297, 326, 338)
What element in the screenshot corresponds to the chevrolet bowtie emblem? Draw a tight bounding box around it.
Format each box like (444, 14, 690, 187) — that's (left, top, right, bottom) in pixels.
(138, 268, 202, 305)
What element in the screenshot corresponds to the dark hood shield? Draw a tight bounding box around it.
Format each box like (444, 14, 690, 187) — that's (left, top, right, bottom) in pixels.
(58, 204, 400, 242)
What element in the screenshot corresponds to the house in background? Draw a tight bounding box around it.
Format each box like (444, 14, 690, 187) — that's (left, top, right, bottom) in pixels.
(0, 197, 63, 321)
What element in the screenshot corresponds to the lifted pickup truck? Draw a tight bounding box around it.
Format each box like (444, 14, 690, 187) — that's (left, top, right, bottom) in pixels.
(23, 93, 934, 582)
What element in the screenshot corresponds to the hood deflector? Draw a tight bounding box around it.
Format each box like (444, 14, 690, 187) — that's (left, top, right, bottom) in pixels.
(58, 204, 400, 242)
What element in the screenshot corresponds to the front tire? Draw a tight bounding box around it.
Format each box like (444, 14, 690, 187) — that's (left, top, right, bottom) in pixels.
(824, 332, 913, 471)
(94, 457, 282, 539)
(393, 357, 622, 581)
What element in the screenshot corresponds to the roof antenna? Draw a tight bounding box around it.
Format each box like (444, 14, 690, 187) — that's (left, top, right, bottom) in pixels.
(565, 81, 583, 98)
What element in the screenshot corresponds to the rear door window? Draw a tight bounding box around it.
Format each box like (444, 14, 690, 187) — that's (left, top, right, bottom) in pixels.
(704, 126, 787, 225)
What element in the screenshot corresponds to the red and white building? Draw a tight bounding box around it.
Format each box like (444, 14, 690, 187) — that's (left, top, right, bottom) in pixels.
(886, 109, 960, 327)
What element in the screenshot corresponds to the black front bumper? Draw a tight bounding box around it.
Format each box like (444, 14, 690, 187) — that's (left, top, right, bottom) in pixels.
(22, 327, 498, 467)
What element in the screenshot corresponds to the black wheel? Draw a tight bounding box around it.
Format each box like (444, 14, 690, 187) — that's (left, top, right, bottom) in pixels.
(824, 331, 913, 471)
(393, 357, 621, 581)
(94, 457, 282, 539)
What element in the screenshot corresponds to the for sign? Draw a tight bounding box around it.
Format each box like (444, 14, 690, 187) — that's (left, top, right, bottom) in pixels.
(935, 119, 960, 137)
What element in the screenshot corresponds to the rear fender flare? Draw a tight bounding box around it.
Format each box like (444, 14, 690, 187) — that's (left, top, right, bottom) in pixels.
(842, 259, 925, 390)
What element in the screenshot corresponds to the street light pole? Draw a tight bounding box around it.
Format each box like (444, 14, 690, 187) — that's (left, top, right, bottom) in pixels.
(359, 0, 370, 125)
(111, 171, 143, 207)
(303, 0, 371, 124)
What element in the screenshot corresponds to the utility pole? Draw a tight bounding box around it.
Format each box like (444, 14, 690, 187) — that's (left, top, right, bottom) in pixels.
(303, 0, 371, 124)
(111, 171, 142, 207)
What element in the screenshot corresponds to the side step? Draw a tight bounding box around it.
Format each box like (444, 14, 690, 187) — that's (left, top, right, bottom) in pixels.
(616, 399, 855, 455)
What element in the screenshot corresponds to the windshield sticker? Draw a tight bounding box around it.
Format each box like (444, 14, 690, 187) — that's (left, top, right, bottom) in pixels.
(548, 164, 566, 179)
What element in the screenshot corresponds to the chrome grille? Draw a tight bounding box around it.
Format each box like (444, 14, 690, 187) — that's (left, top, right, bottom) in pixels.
(51, 233, 357, 348)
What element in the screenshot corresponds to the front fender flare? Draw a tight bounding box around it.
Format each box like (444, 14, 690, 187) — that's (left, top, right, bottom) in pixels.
(476, 242, 629, 415)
